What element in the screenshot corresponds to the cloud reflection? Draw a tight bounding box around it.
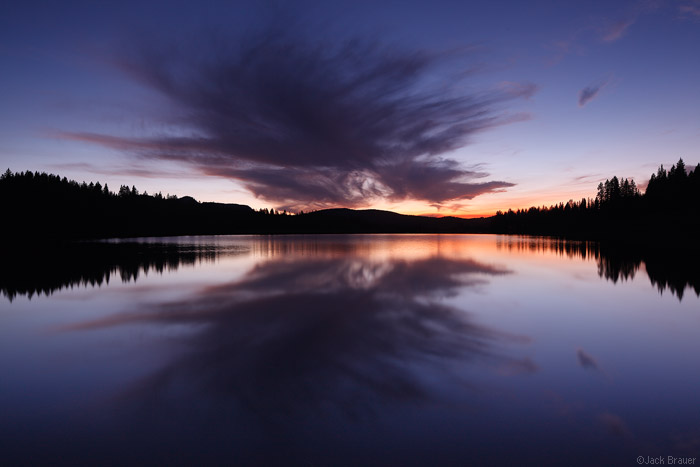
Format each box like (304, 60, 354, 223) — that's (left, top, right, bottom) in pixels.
(63, 254, 533, 417)
(597, 412, 632, 439)
(576, 348, 599, 370)
(576, 347, 608, 380)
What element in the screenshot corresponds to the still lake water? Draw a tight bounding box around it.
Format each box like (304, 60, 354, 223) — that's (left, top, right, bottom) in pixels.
(1, 234, 699, 465)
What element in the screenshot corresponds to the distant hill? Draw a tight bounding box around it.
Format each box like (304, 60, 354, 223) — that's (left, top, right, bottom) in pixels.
(2, 159, 698, 241)
(295, 208, 489, 234)
(0, 170, 488, 239)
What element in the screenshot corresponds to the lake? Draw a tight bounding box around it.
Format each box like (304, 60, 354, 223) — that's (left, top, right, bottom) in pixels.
(1, 234, 699, 465)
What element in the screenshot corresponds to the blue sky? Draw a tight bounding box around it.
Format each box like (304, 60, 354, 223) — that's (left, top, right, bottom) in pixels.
(1, 0, 699, 216)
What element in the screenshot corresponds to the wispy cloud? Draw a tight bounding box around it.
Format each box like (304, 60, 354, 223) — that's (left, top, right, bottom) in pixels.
(571, 173, 604, 184)
(47, 161, 208, 180)
(497, 81, 538, 99)
(679, 1, 700, 20)
(547, 1, 664, 64)
(597, 412, 633, 439)
(600, 18, 635, 42)
(59, 29, 534, 211)
(578, 78, 610, 107)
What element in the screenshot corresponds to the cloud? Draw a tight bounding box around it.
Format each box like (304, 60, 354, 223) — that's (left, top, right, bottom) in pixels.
(548, 1, 664, 64)
(578, 78, 609, 107)
(571, 173, 603, 183)
(679, 1, 700, 20)
(497, 81, 538, 100)
(600, 19, 635, 42)
(47, 160, 207, 180)
(62, 30, 534, 210)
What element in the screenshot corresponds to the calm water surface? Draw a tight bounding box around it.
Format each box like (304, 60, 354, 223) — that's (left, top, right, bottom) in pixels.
(1, 234, 699, 465)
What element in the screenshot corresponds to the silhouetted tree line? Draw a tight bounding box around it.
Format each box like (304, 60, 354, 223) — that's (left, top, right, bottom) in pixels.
(0, 169, 275, 239)
(491, 158, 700, 241)
(2, 159, 698, 240)
(0, 170, 490, 238)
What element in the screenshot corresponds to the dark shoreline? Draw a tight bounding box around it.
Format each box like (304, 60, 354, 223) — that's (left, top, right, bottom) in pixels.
(2, 163, 698, 243)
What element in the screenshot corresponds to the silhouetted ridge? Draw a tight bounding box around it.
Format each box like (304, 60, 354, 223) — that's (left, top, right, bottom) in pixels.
(300, 208, 488, 233)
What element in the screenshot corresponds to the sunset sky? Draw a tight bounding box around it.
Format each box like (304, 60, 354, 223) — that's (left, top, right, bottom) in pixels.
(2, 0, 699, 217)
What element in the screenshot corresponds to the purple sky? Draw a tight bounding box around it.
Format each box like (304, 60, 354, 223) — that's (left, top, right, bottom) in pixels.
(2, 0, 699, 216)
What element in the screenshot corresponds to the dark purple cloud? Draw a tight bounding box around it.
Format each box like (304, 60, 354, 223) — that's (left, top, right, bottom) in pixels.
(578, 79, 609, 107)
(62, 31, 535, 210)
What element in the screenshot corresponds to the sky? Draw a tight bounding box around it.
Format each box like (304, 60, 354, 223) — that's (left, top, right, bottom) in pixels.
(1, 0, 699, 217)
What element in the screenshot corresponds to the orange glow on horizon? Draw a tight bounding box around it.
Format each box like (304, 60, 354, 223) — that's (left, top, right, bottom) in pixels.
(397, 187, 598, 219)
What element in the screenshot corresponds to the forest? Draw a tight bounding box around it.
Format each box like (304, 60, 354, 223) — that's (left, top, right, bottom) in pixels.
(490, 158, 700, 241)
(1, 158, 698, 241)
(0, 169, 486, 239)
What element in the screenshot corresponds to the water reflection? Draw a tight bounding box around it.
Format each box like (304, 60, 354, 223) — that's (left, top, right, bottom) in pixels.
(497, 236, 700, 300)
(0, 241, 243, 301)
(2, 235, 699, 465)
(23, 250, 541, 464)
(64, 255, 533, 416)
(3, 236, 699, 301)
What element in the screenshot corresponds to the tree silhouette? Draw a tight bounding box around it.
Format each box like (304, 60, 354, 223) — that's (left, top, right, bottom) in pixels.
(493, 157, 698, 240)
(1, 160, 698, 240)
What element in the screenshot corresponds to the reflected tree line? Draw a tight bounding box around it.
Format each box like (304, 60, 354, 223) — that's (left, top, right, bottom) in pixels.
(597, 245, 700, 301)
(3, 236, 698, 302)
(492, 158, 700, 240)
(0, 242, 221, 301)
(499, 236, 700, 300)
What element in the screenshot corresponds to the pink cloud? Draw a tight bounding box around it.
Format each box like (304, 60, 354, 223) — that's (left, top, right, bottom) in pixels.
(679, 1, 700, 20)
(601, 19, 635, 42)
